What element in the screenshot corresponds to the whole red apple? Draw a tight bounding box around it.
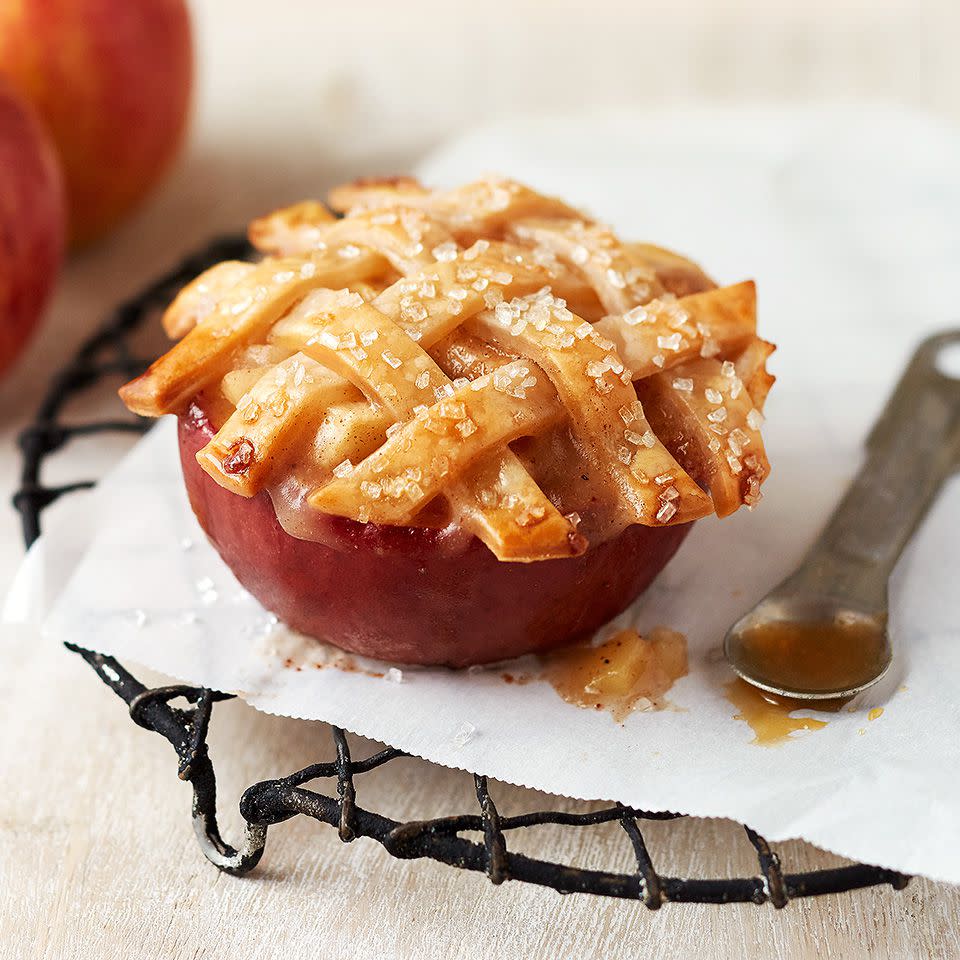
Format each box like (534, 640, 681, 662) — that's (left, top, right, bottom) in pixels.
(0, 79, 65, 378)
(0, 0, 193, 247)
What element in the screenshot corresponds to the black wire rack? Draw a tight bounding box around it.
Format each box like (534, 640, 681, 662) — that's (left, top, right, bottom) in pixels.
(13, 236, 911, 908)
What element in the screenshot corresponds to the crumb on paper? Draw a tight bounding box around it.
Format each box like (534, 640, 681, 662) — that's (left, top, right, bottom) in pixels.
(255, 622, 388, 677)
(500, 671, 532, 685)
(725, 679, 829, 747)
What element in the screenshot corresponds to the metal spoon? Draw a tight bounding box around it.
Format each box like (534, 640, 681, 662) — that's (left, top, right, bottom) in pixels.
(725, 331, 960, 699)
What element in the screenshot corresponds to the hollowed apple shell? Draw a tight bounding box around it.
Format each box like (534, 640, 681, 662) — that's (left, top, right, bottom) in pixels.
(178, 401, 693, 667)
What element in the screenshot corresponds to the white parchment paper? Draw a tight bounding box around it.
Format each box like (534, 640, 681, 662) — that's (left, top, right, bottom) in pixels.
(7, 107, 960, 883)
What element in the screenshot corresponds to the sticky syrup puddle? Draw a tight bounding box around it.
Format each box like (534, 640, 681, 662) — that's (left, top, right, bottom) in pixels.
(724, 679, 850, 746)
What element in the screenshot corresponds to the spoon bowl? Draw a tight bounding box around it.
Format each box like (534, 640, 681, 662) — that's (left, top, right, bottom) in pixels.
(724, 593, 892, 700)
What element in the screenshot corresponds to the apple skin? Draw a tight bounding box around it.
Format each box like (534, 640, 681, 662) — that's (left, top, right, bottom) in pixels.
(0, 0, 193, 247)
(0, 79, 66, 378)
(178, 401, 694, 667)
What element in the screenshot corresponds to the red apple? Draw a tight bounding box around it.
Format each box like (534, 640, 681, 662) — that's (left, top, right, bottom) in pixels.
(178, 399, 694, 667)
(0, 79, 65, 378)
(0, 0, 193, 247)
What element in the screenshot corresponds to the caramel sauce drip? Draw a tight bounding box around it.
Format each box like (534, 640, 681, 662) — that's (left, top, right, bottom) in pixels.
(734, 618, 888, 694)
(725, 679, 849, 746)
(542, 627, 688, 722)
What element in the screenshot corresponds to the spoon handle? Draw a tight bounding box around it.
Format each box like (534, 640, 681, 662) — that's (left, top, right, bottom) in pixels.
(794, 331, 960, 609)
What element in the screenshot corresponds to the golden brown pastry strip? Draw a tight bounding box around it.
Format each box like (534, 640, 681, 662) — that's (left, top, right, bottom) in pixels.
(120, 252, 384, 417)
(163, 261, 257, 339)
(329, 177, 583, 242)
(636, 357, 770, 516)
(735, 337, 776, 411)
(248, 200, 336, 253)
(507, 218, 664, 315)
(594, 281, 757, 379)
(622, 243, 714, 299)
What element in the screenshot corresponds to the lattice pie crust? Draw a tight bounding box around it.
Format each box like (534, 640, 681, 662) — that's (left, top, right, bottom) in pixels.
(121, 177, 773, 562)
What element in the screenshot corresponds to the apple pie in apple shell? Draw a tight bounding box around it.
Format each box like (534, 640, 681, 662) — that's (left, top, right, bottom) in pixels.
(120, 177, 773, 666)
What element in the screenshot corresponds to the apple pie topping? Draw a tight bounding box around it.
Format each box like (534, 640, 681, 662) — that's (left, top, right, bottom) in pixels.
(120, 176, 774, 562)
